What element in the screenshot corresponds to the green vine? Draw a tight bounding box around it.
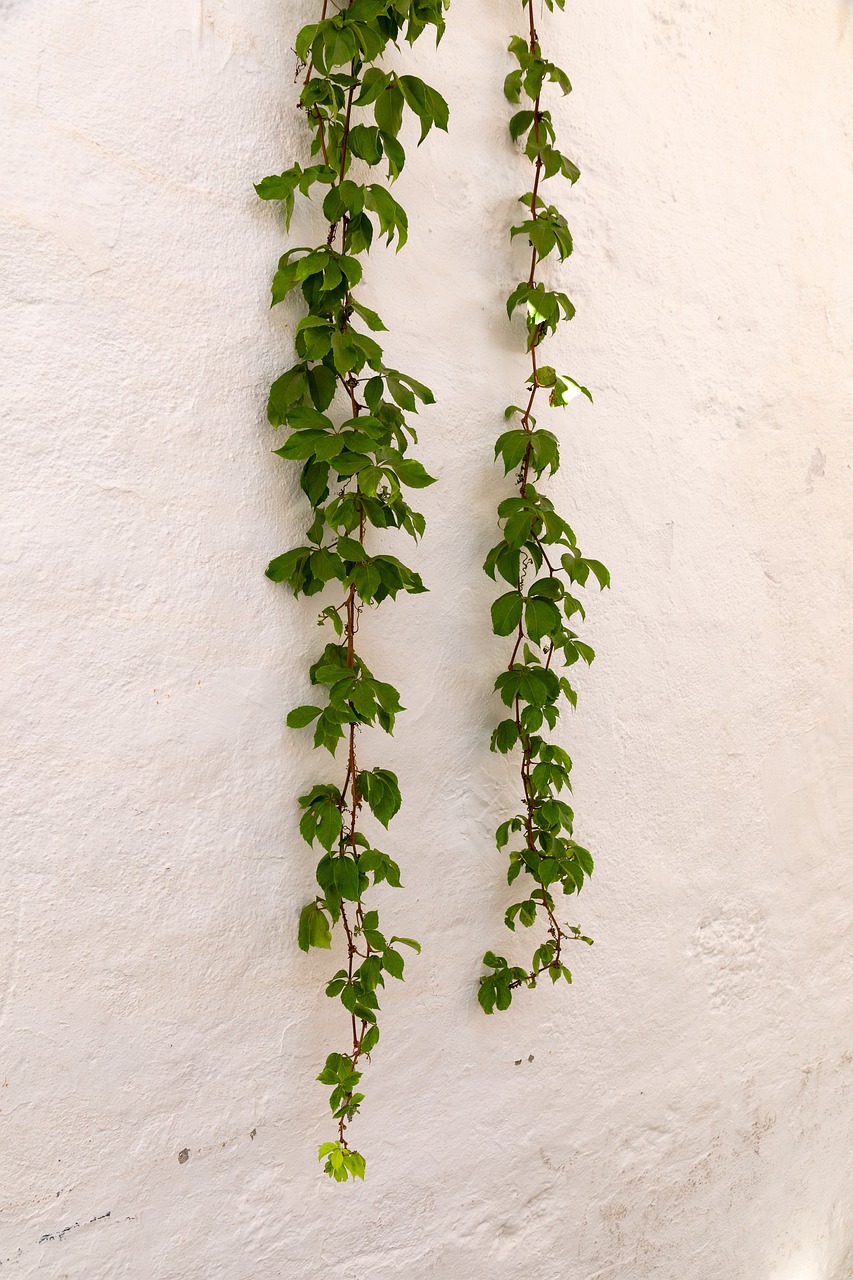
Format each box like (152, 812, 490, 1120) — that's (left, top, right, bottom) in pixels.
(257, 0, 448, 1180)
(479, 0, 608, 1015)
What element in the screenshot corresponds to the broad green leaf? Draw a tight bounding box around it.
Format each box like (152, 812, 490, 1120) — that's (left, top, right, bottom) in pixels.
(333, 857, 361, 902)
(286, 705, 322, 729)
(393, 458, 436, 488)
(311, 798, 343, 851)
(382, 948, 404, 980)
(491, 591, 523, 636)
(375, 81, 405, 138)
(478, 978, 496, 1014)
(525, 596, 561, 644)
(298, 902, 331, 952)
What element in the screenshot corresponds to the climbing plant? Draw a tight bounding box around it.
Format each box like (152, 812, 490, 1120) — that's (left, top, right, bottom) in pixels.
(479, 0, 608, 1015)
(257, 0, 448, 1180)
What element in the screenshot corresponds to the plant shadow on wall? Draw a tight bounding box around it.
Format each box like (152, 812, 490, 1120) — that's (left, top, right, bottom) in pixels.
(478, 0, 608, 1015)
(256, 0, 449, 1182)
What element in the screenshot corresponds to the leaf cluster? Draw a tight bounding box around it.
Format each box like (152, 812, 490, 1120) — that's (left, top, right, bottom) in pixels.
(480, 0, 607, 1013)
(259, 0, 445, 1178)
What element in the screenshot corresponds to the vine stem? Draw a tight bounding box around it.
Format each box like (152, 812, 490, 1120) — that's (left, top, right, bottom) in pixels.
(325, 39, 368, 1149)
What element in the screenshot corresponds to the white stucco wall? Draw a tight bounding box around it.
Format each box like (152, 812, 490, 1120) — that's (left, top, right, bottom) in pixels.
(2, 0, 853, 1275)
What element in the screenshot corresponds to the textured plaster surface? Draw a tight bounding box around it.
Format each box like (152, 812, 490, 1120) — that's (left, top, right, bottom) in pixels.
(2, 1, 853, 1277)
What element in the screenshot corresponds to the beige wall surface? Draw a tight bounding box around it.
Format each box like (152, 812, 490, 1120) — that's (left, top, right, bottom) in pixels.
(2, 1, 853, 1276)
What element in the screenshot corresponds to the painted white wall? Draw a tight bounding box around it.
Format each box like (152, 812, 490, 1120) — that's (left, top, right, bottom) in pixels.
(2, 0, 853, 1275)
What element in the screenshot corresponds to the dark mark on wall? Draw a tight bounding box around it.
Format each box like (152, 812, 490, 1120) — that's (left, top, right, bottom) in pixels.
(2, 1213, 136, 1267)
(178, 1148, 189, 1164)
(37, 1212, 111, 1246)
(249, 1128, 257, 1140)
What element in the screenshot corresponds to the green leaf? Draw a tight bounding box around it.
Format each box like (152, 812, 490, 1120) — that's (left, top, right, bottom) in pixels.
(503, 509, 534, 549)
(585, 558, 611, 590)
(375, 81, 405, 138)
(333, 857, 361, 902)
(510, 110, 534, 142)
(574, 641, 596, 665)
(359, 768, 402, 828)
(273, 430, 328, 460)
(395, 371, 435, 405)
(492, 719, 519, 753)
(298, 902, 332, 952)
(357, 66, 391, 106)
(525, 597, 561, 645)
(348, 124, 384, 165)
(351, 301, 387, 332)
(286, 705, 322, 729)
(494, 980, 513, 1012)
(385, 375, 416, 412)
(393, 458, 437, 488)
(478, 979, 496, 1014)
(267, 367, 307, 426)
(574, 846, 594, 876)
(265, 546, 306, 585)
(299, 793, 344, 852)
(398, 75, 449, 142)
(337, 535, 367, 562)
(344, 211, 374, 255)
(519, 899, 537, 927)
(380, 131, 406, 180)
(345, 1149, 366, 1180)
(494, 429, 529, 473)
(308, 365, 337, 412)
(318, 1140, 366, 1182)
(504, 68, 523, 103)
(255, 172, 298, 202)
(382, 948, 405, 980)
(364, 184, 408, 250)
(551, 373, 593, 406)
(491, 591, 523, 636)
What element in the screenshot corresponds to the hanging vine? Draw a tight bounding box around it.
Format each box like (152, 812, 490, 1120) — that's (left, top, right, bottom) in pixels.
(479, 0, 608, 1015)
(258, 0, 448, 1180)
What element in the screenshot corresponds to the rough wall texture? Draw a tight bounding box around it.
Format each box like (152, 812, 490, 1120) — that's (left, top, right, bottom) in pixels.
(2, 1, 853, 1276)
